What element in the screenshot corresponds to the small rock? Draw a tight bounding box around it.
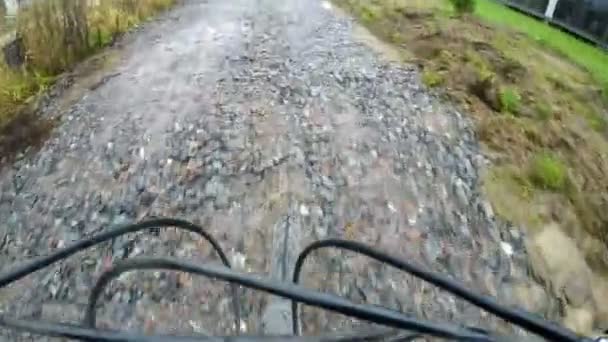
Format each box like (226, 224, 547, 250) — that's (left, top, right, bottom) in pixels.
(82, 257, 96, 267)
(231, 252, 247, 270)
(299, 204, 309, 216)
(480, 200, 494, 219)
(135, 177, 146, 193)
(215, 192, 230, 208)
(500, 241, 514, 256)
(188, 141, 200, 156)
(314, 225, 328, 239)
(453, 178, 469, 207)
(111, 214, 130, 226)
(42, 303, 83, 323)
(204, 177, 225, 197)
(140, 191, 157, 206)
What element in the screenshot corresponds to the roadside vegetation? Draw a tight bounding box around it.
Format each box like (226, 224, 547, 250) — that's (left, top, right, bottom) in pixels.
(0, 1, 6, 30)
(0, 0, 175, 163)
(334, 0, 608, 333)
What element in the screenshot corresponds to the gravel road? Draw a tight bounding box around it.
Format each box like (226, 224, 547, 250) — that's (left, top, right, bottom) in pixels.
(0, 0, 554, 339)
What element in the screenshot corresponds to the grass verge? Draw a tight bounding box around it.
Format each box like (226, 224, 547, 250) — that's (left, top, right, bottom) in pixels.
(334, 0, 608, 333)
(0, 0, 175, 163)
(475, 0, 608, 93)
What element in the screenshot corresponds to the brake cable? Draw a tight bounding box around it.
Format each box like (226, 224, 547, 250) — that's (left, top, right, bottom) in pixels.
(0, 218, 593, 342)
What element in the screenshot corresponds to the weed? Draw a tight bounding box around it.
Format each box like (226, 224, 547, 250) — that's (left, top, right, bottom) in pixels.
(499, 87, 520, 114)
(422, 70, 443, 87)
(450, 0, 475, 14)
(585, 111, 607, 133)
(359, 4, 380, 23)
(390, 31, 403, 44)
(529, 153, 567, 191)
(466, 50, 494, 82)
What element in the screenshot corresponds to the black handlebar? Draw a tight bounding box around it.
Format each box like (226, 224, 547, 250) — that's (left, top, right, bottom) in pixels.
(0, 218, 594, 342)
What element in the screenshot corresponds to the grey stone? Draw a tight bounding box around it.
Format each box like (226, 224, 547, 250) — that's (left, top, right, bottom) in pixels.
(41, 303, 83, 323)
(480, 200, 495, 219)
(204, 177, 225, 198)
(453, 178, 469, 208)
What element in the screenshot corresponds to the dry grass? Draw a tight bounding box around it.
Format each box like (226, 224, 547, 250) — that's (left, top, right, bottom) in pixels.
(16, 0, 175, 74)
(335, 0, 608, 332)
(0, 0, 175, 162)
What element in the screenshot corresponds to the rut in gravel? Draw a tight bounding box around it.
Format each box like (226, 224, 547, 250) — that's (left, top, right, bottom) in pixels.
(0, 0, 554, 339)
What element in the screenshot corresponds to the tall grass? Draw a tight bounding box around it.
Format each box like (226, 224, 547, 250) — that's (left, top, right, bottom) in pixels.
(16, 0, 175, 74)
(17, 0, 90, 75)
(0, 0, 175, 159)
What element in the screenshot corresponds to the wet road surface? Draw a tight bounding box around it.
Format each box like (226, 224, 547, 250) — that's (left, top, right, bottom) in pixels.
(0, 0, 553, 339)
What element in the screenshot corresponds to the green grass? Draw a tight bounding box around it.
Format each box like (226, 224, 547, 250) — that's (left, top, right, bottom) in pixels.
(499, 86, 521, 114)
(586, 110, 607, 132)
(530, 152, 567, 191)
(359, 4, 380, 23)
(449, 0, 475, 14)
(422, 70, 444, 87)
(475, 0, 608, 93)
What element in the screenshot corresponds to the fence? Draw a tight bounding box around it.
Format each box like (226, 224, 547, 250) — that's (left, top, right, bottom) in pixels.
(502, 0, 608, 49)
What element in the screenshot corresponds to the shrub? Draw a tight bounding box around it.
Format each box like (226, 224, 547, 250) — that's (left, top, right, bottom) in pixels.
(450, 0, 476, 14)
(422, 70, 443, 87)
(499, 87, 521, 114)
(529, 153, 567, 191)
(360, 4, 380, 23)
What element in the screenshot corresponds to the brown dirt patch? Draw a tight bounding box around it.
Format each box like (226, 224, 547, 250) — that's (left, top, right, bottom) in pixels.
(0, 111, 55, 165)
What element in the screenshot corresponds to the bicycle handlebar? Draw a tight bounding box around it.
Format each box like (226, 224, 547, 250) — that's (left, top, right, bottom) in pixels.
(0, 218, 596, 342)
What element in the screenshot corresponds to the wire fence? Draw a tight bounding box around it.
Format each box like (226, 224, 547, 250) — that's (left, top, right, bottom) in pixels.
(501, 0, 608, 49)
